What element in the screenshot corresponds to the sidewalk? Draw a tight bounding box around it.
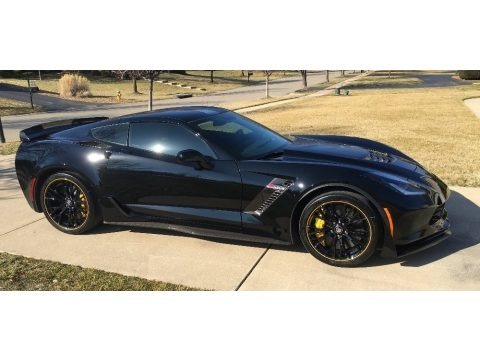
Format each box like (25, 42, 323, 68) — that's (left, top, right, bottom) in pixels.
(1, 154, 479, 290)
(464, 98, 480, 119)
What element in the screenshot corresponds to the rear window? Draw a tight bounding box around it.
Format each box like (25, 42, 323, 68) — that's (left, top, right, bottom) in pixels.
(91, 123, 129, 146)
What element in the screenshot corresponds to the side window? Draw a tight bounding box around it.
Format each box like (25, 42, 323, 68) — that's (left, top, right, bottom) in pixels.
(129, 122, 216, 158)
(91, 123, 129, 146)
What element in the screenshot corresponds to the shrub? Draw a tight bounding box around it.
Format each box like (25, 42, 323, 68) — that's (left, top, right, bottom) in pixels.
(458, 71, 480, 80)
(58, 74, 91, 97)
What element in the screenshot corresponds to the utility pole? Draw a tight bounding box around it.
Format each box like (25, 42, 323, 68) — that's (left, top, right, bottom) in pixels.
(27, 78, 34, 109)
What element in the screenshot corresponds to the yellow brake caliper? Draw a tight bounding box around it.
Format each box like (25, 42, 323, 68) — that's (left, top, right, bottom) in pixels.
(79, 193, 87, 219)
(314, 217, 326, 246)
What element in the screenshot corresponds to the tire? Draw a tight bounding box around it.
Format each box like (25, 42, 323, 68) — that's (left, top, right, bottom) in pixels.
(40, 172, 102, 234)
(299, 191, 380, 267)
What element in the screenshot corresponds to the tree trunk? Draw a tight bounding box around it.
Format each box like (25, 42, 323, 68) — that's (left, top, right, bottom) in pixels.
(341, 70, 345, 76)
(210, 70, 214, 83)
(148, 78, 154, 111)
(38, 70, 42, 80)
(265, 75, 270, 98)
(0, 117, 6, 143)
(300, 70, 307, 89)
(388, 70, 391, 78)
(326, 70, 330, 83)
(241, 70, 245, 77)
(133, 77, 138, 94)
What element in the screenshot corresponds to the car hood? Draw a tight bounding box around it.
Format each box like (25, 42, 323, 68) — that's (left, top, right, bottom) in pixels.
(283, 135, 424, 176)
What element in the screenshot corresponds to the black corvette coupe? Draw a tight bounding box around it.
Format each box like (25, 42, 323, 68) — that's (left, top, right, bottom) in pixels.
(15, 106, 451, 266)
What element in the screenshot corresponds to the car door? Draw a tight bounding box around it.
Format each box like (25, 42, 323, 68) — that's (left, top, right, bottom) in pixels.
(100, 121, 242, 231)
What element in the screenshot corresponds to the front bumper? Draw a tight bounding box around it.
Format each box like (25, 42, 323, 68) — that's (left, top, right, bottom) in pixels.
(395, 227, 451, 257)
(381, 202, 451, 258)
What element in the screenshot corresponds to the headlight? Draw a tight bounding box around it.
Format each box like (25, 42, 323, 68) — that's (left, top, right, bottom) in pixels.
(369, 171, 427, 196)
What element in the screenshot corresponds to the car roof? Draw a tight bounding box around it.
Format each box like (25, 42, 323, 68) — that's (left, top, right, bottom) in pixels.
(113, 106, 230, 124)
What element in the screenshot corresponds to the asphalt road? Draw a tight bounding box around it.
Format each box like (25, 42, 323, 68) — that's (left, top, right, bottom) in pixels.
(0, 71, 344, 141)
(414, 72, 466, 87)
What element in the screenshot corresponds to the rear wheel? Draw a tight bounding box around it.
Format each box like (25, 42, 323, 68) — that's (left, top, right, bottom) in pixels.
(40, 173, 101, 234)
(299, 191, 380, 267)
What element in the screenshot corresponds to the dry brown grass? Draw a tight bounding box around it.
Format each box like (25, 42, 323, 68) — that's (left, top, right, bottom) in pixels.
(0, 71, 298, 104)
(346, 73, 422, 88)
(247, 85, 480, 187)
(0, 97, 42, 117)
(223, 94, 303, 111)
(0, 141, 20, 155)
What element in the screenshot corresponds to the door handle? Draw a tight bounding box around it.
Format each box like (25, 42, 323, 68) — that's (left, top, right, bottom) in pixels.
(104, 150, 112, 159)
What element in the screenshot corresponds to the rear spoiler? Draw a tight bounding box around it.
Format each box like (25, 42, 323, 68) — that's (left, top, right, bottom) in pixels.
(19, 116, 109, 142)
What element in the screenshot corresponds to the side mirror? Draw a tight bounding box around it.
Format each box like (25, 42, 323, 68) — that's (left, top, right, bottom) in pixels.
(177, 149, 213, 170)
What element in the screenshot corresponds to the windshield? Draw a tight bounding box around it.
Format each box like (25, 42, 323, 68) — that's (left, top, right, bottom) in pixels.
(189, 111, 290, 160)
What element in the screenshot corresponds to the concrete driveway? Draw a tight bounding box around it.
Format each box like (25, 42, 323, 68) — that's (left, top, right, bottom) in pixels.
(1, 154, 479, 290)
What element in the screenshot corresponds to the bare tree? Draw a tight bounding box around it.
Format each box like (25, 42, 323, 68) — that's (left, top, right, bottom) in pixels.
(210, 70, 214, 83)
(111, 70, 139, 94)
(326, 70, 330, 83)
(128, 70, 142, 94)
(134, 71, 163, 111)
(299, 70, 307, 89)
(112, 70, 129, 80)
(240, 70, 245, 77)
(263, 71, 273, 97)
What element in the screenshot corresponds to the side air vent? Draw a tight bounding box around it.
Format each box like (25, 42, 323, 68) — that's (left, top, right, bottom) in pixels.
(368, 149, 393, 163)
(252, 179, 294, 216)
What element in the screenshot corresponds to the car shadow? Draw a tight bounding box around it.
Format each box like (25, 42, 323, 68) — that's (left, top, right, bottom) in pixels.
(90, 223, 269, 250)
(364, 190, 480, 267)
(90, 190, 479, 267)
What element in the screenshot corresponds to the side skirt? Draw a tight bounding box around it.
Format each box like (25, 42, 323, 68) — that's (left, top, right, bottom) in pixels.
(103, 220, 290, 246)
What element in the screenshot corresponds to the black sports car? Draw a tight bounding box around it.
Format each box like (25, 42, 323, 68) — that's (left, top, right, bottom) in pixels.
(15, 106, 451, 266)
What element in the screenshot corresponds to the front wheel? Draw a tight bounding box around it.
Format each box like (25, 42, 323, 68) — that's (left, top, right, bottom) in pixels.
(299, 191, 380, 267)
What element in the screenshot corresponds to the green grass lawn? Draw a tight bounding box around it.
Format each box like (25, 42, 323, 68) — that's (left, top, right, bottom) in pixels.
(0, 252, 200, 291)
(0, 97, 42, 116)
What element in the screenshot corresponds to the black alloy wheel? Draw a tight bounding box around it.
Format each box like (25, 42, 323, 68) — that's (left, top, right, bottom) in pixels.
(40, 173, 101, 234)
(299, 191, 380, 267)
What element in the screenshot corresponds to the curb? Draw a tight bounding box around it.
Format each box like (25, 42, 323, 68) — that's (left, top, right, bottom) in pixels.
(156, 80, 207, 91)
